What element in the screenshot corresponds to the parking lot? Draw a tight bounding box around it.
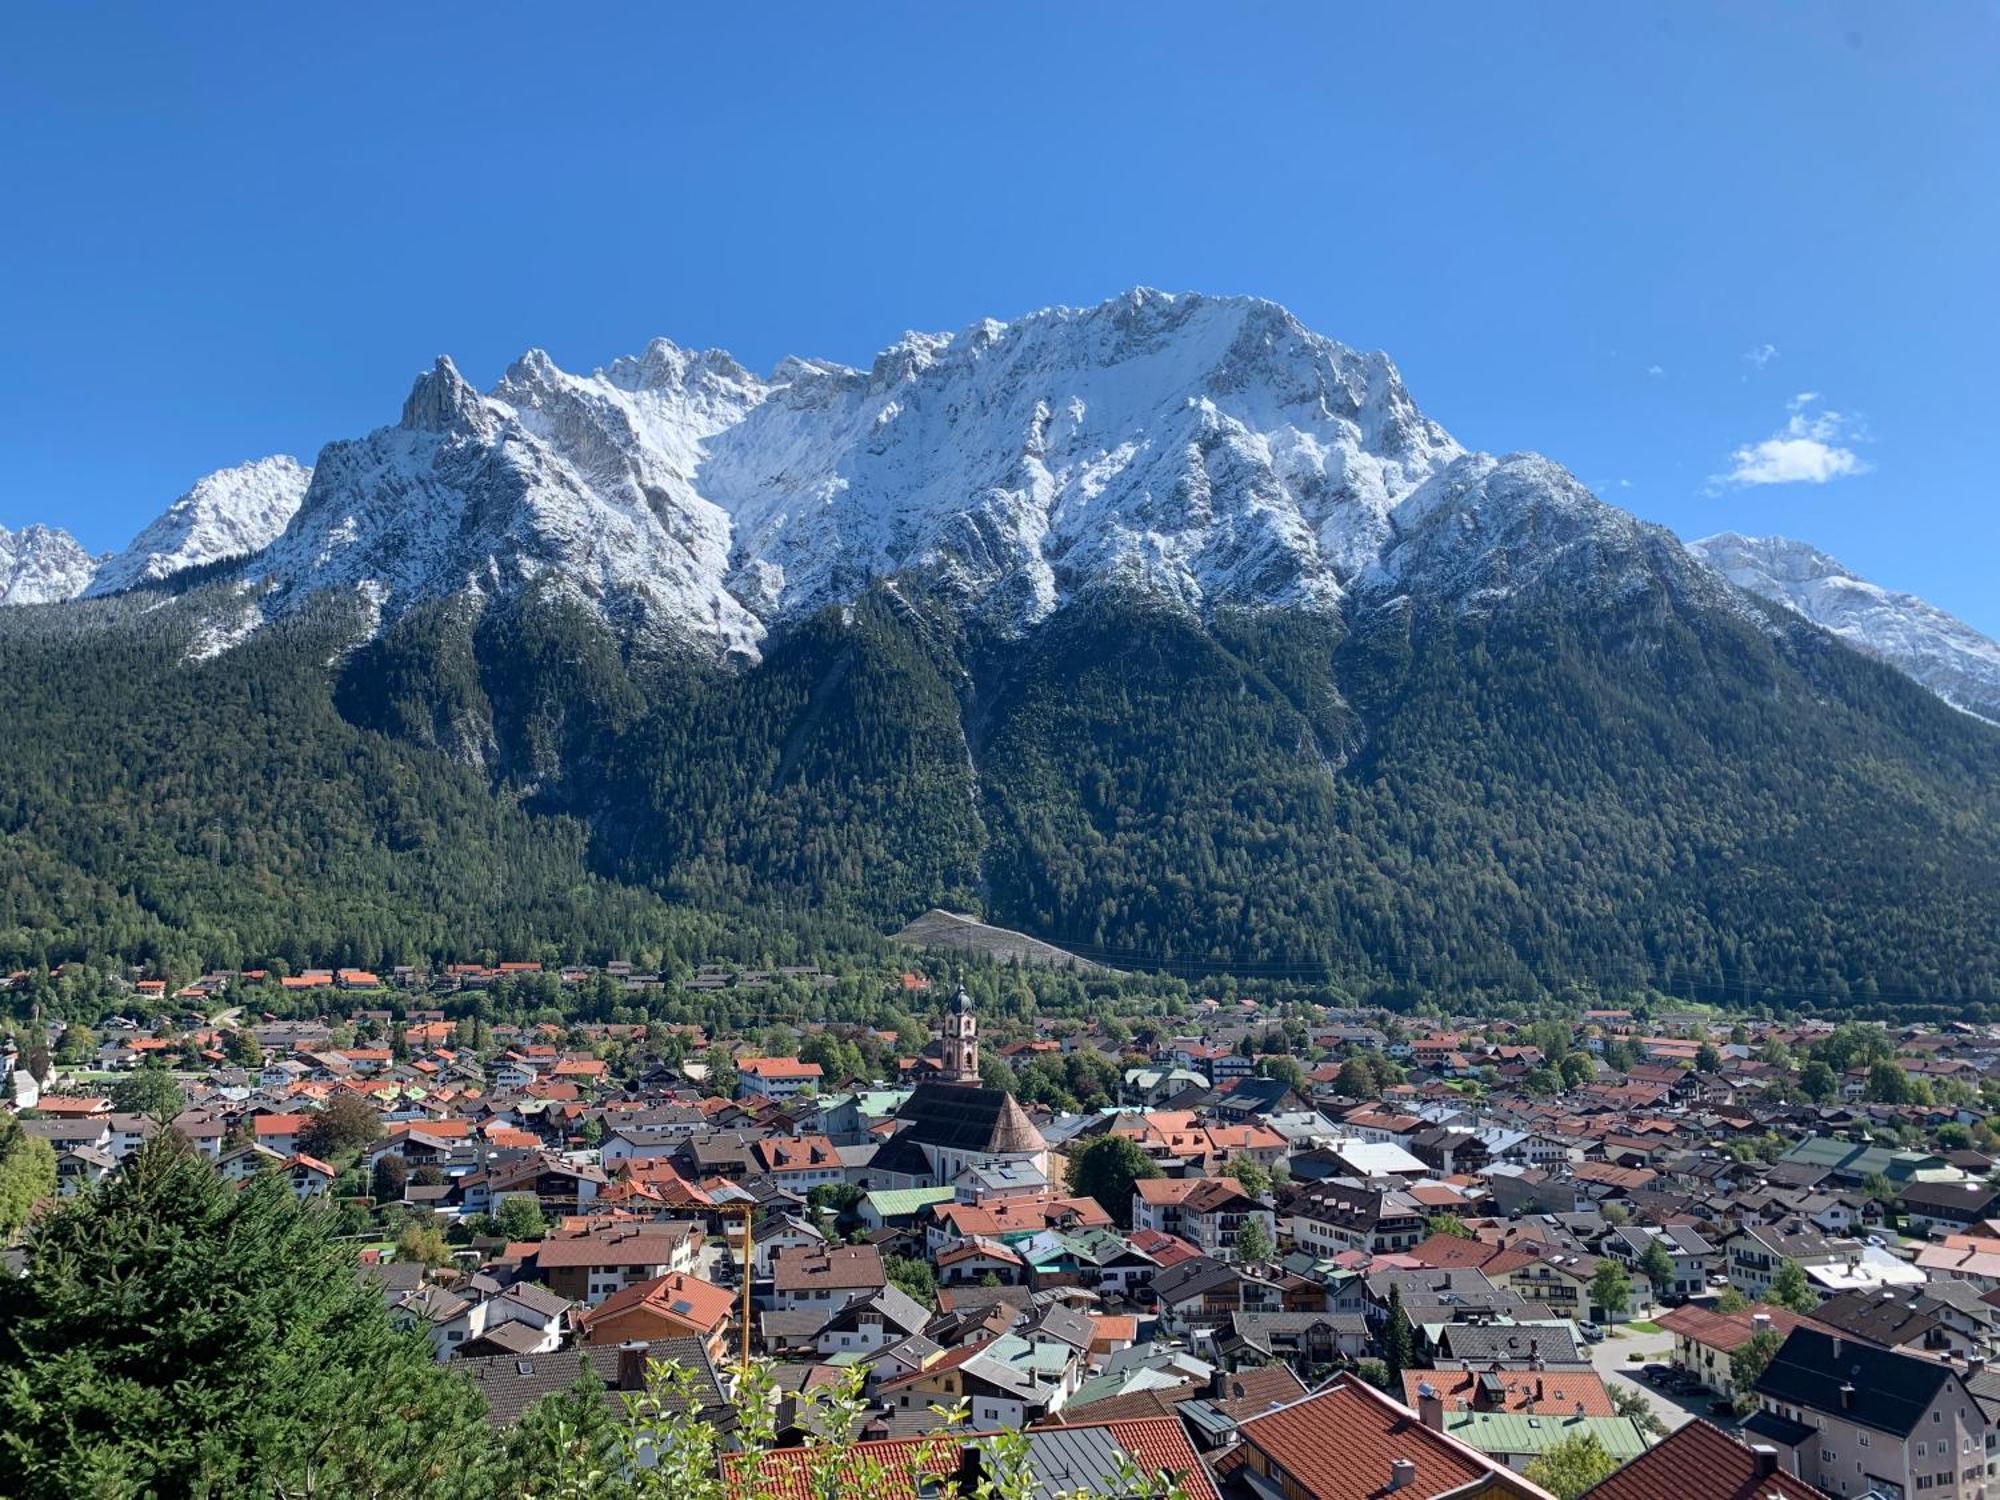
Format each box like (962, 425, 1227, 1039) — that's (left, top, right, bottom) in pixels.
(1589, 1325, 1721, 1435)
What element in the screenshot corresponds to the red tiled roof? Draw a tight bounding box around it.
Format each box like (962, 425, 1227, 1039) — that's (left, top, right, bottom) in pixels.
(725, 1417, 1216, 1500)
(582, 1270, 732, 1336)
(1654, 1302, 1831, 1355)
(1230, 1374, 1551, 1500)
(1579, 1419, 1828, 1500)
(1401, 1367, 1618, 1417)
(738, 1056, 824, 1080)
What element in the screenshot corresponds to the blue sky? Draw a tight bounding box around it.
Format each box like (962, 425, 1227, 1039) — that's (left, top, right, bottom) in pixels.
(3, 3, 1995, 630)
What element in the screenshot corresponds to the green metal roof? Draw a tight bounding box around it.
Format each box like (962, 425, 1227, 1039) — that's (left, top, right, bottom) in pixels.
(860, 1185, 955, 1218)
(1780, 1136, 1943, 1180)
(1442, 1412, 1652, 1460)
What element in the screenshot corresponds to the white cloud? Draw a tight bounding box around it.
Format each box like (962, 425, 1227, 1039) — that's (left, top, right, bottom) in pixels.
(1715, 393, 1870, 487)
(1743, 343, 1779, 369)
(1646, 364, 1666, 377)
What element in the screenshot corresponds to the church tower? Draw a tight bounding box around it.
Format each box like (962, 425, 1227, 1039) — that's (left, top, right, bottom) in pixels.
(940, 984, 979, 1085)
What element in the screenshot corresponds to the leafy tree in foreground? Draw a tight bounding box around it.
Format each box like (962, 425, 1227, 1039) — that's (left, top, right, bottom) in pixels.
(1234, 1216, 1274, 1265)
(1730, 1326, 1784, 1412)
(1637, 1237, 1677, 1297)
(0, 1112, 56, 1236)
(0, 1132, 489, 1498)
(1067, 1133, 1162, 1229)
(297, 1090, 384, 1162)
(495, 1194, 549, 1242)
(1590, 1259, 1633, 1322)
(1771, 1257, 1820, 1313)
(1524, 1432, 1621, 1500)
(109, 1060, 185, 1121)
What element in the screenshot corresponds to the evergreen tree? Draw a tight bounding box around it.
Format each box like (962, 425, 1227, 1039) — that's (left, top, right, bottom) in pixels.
(1067, 1135, 1163, 1229)
(1383, 1284, 1413, 1381)
(0, 1133, 489, 1498)
(497, 1360, 630, 1499)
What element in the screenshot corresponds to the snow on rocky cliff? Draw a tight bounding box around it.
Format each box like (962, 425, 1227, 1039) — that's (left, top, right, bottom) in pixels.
(85, 456, 310, 597)
(21, 292, 1946, 691)
(0, 523, 98, 604)
(246, 356, 767, 659)
(1690, 532, 2000, 723)
(235, 289, 1468, 656)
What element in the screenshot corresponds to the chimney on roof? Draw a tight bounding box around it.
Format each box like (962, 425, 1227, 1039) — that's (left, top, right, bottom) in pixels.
(617, 1340, 652, 1392)
(1840, 1382, 1856, 1411)
(1750, 1444, 1779, 1476)
(1389, 1458, 1418, 1491)
(1417, 1382, 1443, 1431)
(1829, 1335, 1842, 1361)
(1752, 1312, 1771, 1331)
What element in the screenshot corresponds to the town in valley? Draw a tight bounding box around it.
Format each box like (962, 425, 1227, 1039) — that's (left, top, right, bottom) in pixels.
(7, 933, 2000, 1500)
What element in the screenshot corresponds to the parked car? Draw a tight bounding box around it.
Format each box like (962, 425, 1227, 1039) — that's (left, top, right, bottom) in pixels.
(1578, 1321, 1604, 1342)
(1641, 1364, 1673, 1383)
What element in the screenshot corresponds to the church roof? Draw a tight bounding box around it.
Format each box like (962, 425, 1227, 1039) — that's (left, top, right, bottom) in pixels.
(894, 1083, 1046, 1156)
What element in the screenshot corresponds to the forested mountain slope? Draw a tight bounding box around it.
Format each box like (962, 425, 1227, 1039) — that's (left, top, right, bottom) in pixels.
(2, 290, 1996, 1005)
(4, 559, 1994, 1007)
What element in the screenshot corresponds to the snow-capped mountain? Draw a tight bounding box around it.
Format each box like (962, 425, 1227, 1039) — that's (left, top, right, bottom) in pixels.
(12, 292, 1975, 718)
(696, 290, 1461, 627)
(1690, 533, 2000, 723)
(0, 523, 98, 604)
(84, 456, 310, 598)
(229, 289, 1471, 656)
(247, 356, 767, 659)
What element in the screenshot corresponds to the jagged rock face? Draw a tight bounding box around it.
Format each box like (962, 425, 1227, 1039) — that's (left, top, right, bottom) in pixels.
(1357, 453, 1741, 617)
(84, 455, 310, 597)
(247, 356, 768, 659)
(1691, 533, 2000, 723)
(13, 291, 1989, 727)
(238, 290, 1479, 657)
(0, 523, 98, 604)
(700, 289, 1463, 627)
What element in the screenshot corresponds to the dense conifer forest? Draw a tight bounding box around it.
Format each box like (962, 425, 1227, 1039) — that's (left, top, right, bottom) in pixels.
(2, 573, 1997, 1006)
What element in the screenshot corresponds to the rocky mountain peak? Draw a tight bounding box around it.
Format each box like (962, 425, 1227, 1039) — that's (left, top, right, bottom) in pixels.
(1690, 532, 2000, 723)
(400, 356, 490, 437)
(0, 522, 99, 604)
